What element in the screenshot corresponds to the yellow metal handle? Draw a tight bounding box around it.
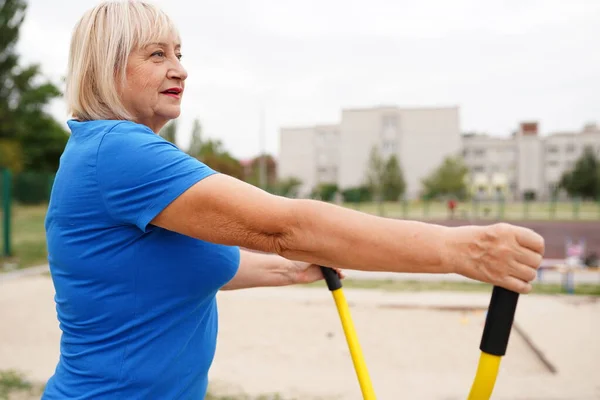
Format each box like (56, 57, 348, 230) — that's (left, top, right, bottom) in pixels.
(467, 352, 501, 399)
(321, 267, 376, 400)
(330, 288, 377, 400)
(467, 286, 520, 399)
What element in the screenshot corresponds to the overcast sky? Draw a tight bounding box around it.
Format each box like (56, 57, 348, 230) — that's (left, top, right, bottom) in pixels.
(16, 0, 600, 159)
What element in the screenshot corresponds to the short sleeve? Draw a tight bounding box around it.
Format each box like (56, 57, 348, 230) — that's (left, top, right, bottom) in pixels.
(96, 122, 217, 232)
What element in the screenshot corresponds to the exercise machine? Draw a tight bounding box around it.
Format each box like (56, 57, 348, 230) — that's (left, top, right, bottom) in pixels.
(320, 267, 519, 400)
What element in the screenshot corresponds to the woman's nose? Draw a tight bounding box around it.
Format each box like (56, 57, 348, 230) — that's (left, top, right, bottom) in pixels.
(167, 63, 188, 81)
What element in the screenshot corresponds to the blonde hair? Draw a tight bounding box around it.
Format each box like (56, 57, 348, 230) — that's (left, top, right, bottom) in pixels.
(66, 0, 180, 121)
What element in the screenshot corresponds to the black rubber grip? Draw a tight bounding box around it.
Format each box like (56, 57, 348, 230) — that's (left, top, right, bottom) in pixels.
(320, 266, 342, 291)
(479, 286, 520, 356)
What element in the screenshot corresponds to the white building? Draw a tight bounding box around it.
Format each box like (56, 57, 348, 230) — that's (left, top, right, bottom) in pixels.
(278, 106, 462, 199)
(463, 122, 600, 200)
(278, 106, 600, 200)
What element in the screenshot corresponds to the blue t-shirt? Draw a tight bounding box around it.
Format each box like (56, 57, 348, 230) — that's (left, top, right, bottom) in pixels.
(42, 119, 240, 399)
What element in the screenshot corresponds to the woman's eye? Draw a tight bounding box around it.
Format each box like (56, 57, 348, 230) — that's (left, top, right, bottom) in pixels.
(176, 54, 183, 60)
(151, 51, 165, 58)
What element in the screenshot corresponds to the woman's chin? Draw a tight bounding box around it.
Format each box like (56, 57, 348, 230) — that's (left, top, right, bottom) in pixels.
(160, 107, 182, 121)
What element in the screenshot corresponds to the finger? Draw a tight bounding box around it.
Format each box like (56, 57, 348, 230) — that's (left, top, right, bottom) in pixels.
(502, 275, 533, 294)
(515, 247, 544, 269)
(325, 267, 345, 279)
(515, 227, 545, 254)
(318, 266, 344, 282)
(509, 261, 538, 283)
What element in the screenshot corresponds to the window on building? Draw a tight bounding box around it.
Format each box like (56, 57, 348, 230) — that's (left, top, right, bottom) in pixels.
(382, 141, 396, 152)
(382, 115, 397, 129)
(546, 145, 559, 153)
(547, 160, 559, 167)
(472, 165, 485, 173)
(317, 153, 329, 165)
(315, 132, 326, 147)
(565, 144, 576, 153)
(474, 148, 486, 157)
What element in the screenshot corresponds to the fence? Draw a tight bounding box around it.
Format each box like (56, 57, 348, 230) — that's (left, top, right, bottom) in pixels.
(342, 197, 600, 221)
(0, 169, 55, 205)
(1, 169, 55, 258)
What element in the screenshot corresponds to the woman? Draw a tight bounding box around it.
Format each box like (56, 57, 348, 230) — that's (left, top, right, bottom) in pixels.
(43, 1, 545, 398)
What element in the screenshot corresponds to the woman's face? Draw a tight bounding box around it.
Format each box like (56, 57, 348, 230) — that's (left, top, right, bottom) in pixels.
(120, 34, 187, 133)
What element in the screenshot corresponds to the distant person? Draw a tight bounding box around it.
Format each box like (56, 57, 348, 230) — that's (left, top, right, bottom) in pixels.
(42, 1, 546, 398)
(447, 198, 457, 219)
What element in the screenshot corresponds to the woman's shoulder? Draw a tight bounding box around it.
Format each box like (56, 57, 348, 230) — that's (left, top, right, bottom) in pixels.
(67, 119, 172, 155)
(67, 119, 155, 137)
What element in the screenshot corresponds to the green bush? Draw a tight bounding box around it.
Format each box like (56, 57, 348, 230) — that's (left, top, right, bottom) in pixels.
(311, 183, 338, 202)
(342, 186, 372, 203)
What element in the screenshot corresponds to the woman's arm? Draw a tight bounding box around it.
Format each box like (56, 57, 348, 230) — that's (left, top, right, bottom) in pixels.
(151, 174, 544, 294)
(220, 249, 285, 290)
(220, 249, 341, 291)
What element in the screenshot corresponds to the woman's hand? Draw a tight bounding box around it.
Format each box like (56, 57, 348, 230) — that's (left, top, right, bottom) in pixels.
(286, 261, 345, 285)
(446, 223, 545, 294)
(220, 250, 346, 291)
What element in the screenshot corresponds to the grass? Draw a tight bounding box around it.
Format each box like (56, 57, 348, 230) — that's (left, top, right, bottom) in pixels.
(0, 370, 40, 400)
(304, 278, 600, 296)
(343, 199, 600, 220)
(0, 204, 48, 269)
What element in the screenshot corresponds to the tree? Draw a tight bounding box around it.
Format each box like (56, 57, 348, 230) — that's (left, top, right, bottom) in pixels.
(244, 154, 277, 188)
(19, 115, 69, 172)
(159, 120, 178, 146)
(364, 146, 386, 214)
(559, 146, 600, 200)
(421, 156, 469, 200)
(0, 0, 27, 166)
(271, 177, 302, 198)
(196, 139, 244, 180)
(177, 118, 244, 179)
(0, 0, 67, 173)
(382, 155, 406, 201)
(187, 118, 202, 158)
(0, 139, 22, 172)
(311, 183, 338, 202)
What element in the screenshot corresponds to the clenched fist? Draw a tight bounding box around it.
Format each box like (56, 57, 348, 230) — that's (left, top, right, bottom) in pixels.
(446, 223, 545, 294)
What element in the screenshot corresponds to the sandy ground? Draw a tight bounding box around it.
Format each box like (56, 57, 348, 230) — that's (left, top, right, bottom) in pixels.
(1, 274, 599, 400)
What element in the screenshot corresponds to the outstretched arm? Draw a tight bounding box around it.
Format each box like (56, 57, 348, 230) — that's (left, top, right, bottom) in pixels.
(151, 174, 544, 294)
